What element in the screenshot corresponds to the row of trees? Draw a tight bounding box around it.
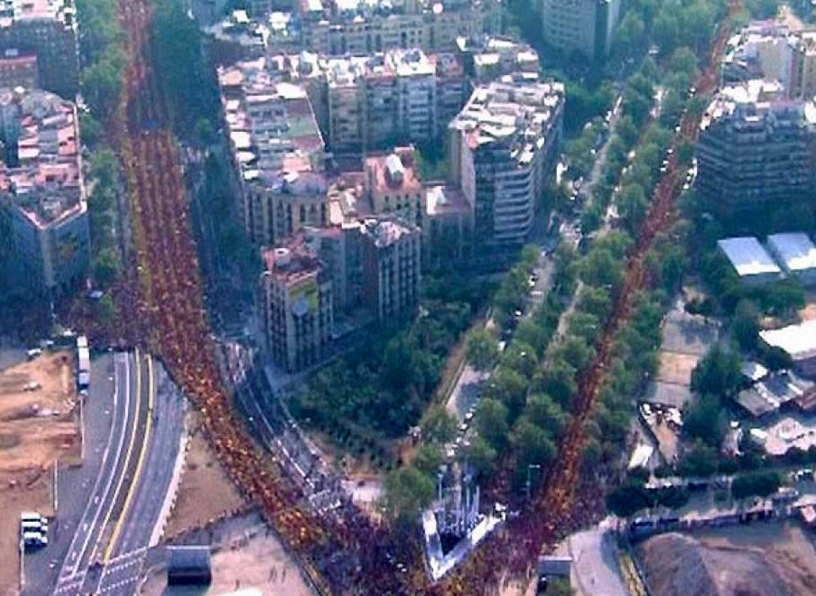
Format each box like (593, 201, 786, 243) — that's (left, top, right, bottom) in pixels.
(152, 0, 220, 137)
(381, 245, 577, 523)
(74, 0, 128, 324)
(76, 0, 125, 138)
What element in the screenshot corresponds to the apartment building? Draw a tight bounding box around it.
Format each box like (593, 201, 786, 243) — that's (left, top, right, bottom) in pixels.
(321, 49, 444, 153)
(0, 48, 37, 89)
(260, 243, 334, 372)
(448, 77, 565, 245)
(364, 147, 426, 227)
(541, 0, 621, 61)
(0, 87, 89, 295)
(0, 0, 78, 98)
(723, 19, 816, 101)
(218, 58, 327, 247)
(695, 81, 813, 216)
(455, 35, 539, 85)
(433, 52, 467, 137)
(360, 218, 421, 321)
(298, 0, 500, 57)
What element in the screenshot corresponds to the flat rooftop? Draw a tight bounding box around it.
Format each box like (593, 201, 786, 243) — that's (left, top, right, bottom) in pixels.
(760, 319, 816, 361)
(450, 79, 564, 166)
(218, 58, 324, 187)
(717, 237, 781, 278)
(0, 87, 84, 230)
(425, 184, 471, 217)
(767, 232, 816, 273)
(365, 147, 422, 195)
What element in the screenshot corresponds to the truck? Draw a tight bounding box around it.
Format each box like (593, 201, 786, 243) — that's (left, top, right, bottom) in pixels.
(77, 335, 90, 389)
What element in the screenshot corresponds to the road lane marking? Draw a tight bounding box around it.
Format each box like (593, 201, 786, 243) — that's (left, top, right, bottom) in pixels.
(60, 354, 128, 580)
(104, 353, 154, 562)
(91, 348, 142, 565)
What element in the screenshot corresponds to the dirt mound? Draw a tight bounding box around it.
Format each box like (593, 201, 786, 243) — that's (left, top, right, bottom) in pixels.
(637, 532, 794, 596)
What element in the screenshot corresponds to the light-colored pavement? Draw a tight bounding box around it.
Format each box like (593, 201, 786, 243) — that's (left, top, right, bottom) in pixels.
(554, 517, 628, 596)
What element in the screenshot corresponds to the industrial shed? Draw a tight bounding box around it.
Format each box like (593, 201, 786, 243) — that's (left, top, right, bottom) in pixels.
(717, 237, 782, 286)
(167, 545, 212, 585)
(766, 232, 816, 286)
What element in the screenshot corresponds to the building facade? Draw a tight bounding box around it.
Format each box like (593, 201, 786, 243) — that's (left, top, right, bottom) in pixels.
(541, 0, 621, 61)
(0, 88, 89, 295)
(0, 0, 78, 98)
(299, 0, 500, 57)
(360, 218, 421, 321)
(260, 245, 334, 372)
(0, 48, 37, 89)
(695, 83, 813, 215)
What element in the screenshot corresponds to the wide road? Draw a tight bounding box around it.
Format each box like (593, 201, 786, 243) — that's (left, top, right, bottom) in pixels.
(52, 351, 184, 596)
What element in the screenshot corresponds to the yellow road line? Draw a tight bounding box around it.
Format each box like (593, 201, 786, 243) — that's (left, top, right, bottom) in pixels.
(92, 347, 142, 564)
(104, 353, 154, 562)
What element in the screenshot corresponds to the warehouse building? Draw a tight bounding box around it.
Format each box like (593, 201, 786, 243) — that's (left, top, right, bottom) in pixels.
(766, 232, 816, 287)
(717, 237, 782, 287)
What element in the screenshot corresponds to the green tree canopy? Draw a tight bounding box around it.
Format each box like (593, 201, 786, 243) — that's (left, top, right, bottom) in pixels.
(384, 465, 435, 525)
(690, 345, 741, 398)
(466, 329, 498, 372)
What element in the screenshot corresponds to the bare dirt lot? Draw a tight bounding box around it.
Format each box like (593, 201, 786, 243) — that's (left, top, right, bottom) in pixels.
(655, 351, 698, 386)
(163, 417, 246, 538)
(0, 351, 78, 594)
(638, 521, 816, 596)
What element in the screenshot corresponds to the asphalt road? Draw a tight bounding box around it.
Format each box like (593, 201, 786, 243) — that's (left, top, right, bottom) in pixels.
(21, 354, 115, 596)
(44, 351, 185, 596)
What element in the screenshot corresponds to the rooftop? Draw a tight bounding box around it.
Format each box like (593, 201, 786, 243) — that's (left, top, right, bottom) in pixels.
(717, 237, 782, 278)
(0, 87, 83, 230)
(365, 147, 422, 194)
(450, 78, 564, 166)
(218, 58, 324, 187)
(701, 80, 792, 130)
(262, 242, 324, 284)
(0, 0, 75, 25)
(760, 319, 816, 361)
(766, 232, 816, 273)
(425, 184, 471, 217)
(361, 217, 418, 248)
(735, 370, 814, 417)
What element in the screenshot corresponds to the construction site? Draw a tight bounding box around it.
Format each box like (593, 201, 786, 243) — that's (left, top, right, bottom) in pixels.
(0, 350, 79, 593)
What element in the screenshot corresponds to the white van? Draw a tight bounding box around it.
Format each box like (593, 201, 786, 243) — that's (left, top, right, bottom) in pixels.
(20, 512, 47, 524)
(22, 531, 47, 547)
(20, 520, 47, 533)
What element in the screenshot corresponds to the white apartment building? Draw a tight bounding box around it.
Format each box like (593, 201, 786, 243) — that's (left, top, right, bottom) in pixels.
(449, 77, 564, 244)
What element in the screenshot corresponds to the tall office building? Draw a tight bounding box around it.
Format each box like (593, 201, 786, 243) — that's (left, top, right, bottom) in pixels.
(541, 0, 621, 61)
